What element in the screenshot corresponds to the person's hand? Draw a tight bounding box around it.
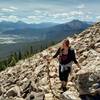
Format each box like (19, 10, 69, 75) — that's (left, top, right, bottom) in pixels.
(76, 63, 81, 70)
(75, 68, 81, 73)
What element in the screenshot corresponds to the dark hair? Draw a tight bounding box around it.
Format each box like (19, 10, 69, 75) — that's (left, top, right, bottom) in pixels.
(63, 39, 70, 47)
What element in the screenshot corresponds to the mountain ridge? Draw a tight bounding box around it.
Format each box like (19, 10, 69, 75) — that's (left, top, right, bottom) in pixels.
(2, 20, 91, 41)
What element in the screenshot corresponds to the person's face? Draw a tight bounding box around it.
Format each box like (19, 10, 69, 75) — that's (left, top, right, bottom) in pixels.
(62, 42, 68, 48)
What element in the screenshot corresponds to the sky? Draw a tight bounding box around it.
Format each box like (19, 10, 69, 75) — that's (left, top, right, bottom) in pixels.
(0, 0, 100, 23)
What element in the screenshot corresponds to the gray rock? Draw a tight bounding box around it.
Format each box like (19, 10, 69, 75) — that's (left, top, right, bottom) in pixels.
(75, 69, 100, 95)
(95, 43, 100, 48)
(6, 86, 21, 97)
(15, 97, 25, 100)
(60, 91, 80, 100)
(22, 80, 32, 92)
(78, 56, 86, 63)
(0, 96, 5, 100)
(21, 80, 37, 98)
(95, 48, 100, 53)
(0, 88, 2, 96)
(26, 92, 44, 100)
(45, 93, 53, 100)
(6, 89, 17, 97)
(0, 86, 6, 96)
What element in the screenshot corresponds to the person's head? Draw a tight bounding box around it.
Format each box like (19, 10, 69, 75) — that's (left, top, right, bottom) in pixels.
(62, 39, 70, 48)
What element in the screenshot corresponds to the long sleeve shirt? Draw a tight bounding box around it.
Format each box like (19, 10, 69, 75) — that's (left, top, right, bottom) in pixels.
(53, 47, 78, 65)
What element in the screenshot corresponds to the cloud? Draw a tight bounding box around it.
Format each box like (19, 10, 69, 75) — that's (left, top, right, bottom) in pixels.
(8, 15, 19, 20)
(26, 10, 85, 23)
(27, 15, 40, 21)
(47, 10, 84, 20)
(49, 13, 68, 19)
(70, 11, 84, 16)
(20, 16, 41, 23)
(81, 15, 93, 21)
(33, 10, 49, 16)
(96, 16, 100, 21)
(77, 4, 85, 9)
(0, 8, 97, 23)
(96, 16, 100, 19)
(0, 14, 42, 23)
(9, 6, 18, 10)
(0, 15, 19, 22)
(34, 10, 42, 14)
(1, 8, 14, 12)
(0, 6, 18, 12)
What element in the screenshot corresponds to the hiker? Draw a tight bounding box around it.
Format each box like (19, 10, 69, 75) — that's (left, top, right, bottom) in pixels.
(48, 39, 81, 92)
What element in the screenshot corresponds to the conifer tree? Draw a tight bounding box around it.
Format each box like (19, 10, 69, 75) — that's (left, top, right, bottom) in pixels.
(18, 51, 22, 60)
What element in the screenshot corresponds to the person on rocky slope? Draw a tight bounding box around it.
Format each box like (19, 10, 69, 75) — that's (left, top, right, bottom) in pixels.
(48, 39, 81, 92)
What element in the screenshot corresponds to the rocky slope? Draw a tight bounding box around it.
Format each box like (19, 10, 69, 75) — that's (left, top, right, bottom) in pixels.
(0, 22, 100, 100)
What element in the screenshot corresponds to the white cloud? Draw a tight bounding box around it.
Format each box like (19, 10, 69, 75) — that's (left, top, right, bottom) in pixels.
(28, 16, 37, 19)
(33, 10, 49, 16)
(9, 6, 18, 10)
(27, 15, 41, 21)
(21, 16, 41, 23)
(50, 13, 68, 18)
(0, 15, 19, 22)
(70, 11, 84, 16)
(96, 16, 100, 19)
(0, 8, 96, 23)
(0, 6, 18, 12)
(34, 10, 41, 14)
(27, 10, 85, 23)
(48, 11, 84, 21)
(77, 4, 85, 9)
(0, 15, 41, 23)
(81, 15, 93, 21)
(1, 8, 14, 12)
(27, 9, 85, 23)
(8, 15, 19, 21)
(96, 16, 100, 21)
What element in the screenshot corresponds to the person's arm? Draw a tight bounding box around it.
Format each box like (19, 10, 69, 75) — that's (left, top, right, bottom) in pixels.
(72, 49, 81, 69)
(53, 48, 60, 58)
(48, 48, 60, 63)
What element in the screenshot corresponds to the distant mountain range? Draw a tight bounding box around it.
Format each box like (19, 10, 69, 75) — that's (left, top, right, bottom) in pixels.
(1, 20, 92, 41)
(0, 21, 58, 32)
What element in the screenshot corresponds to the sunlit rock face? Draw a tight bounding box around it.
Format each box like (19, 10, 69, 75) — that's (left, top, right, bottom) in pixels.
(0, 22, 100, 100)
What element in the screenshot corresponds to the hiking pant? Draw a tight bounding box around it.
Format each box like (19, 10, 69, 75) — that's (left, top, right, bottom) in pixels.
(59, 65, 71, 82)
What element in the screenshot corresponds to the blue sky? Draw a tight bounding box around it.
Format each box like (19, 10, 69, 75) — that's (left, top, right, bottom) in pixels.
(0, 0, 100, 23)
